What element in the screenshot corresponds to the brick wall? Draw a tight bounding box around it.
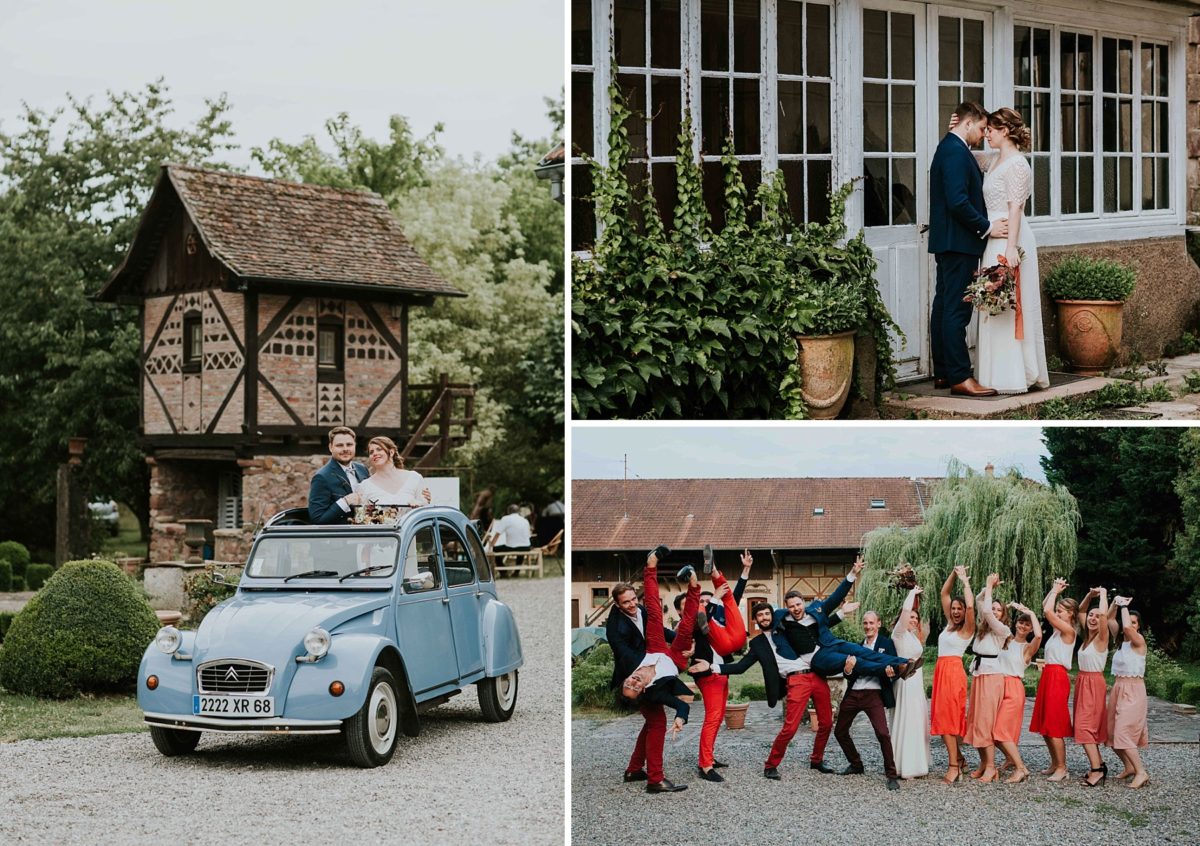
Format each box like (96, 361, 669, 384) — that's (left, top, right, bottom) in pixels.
(204, 289, 245, 433)
(344, 301, 404, 428)
(143, 294, 182, 434)
(258, 294, 318, 425)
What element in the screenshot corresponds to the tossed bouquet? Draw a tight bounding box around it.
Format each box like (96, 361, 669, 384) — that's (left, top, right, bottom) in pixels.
(886, 562, 919, 591)
(963, 250, 1025, 316)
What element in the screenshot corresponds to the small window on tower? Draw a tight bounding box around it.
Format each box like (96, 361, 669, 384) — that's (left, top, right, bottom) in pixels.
(182, 313, 202, 372)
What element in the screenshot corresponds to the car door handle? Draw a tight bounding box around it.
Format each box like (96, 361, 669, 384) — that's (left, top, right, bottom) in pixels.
(442, 597, 450, 605)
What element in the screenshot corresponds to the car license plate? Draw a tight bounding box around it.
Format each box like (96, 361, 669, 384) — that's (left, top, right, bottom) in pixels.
(193, 695, 275, 717)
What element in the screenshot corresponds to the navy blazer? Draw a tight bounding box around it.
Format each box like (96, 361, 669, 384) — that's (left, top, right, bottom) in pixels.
(307, 459, 369, 524)
(715, 633, 784, 708)
(641, 674, 694, 723)
(846, 632, 899, 709)
(771, 572, 856, 658)
(928, 133, 991, 257)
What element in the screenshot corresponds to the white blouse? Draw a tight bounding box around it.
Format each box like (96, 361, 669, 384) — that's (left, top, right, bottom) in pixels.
(1111, 642, 1146, 678)
(1043, 630, 1074, 668)
(999, 639, 1028, 678)
(1077, 639, 1109, 673)
(937, 627, 971, 657)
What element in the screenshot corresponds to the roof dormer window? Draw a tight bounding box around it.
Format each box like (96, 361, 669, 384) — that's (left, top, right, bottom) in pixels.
(870, 499, 886, 509)
(813, 507, 825, 516)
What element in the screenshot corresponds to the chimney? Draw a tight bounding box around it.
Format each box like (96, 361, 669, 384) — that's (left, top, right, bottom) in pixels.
(984, 462, 995, 478)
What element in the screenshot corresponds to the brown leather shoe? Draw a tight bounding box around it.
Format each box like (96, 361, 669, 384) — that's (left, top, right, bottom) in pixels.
(933, 378, 950, 389)
(950, 378, 998, 397)
(646, 778, 688, 793)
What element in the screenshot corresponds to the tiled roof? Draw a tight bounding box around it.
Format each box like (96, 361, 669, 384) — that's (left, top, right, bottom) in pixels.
(536, 143, 565, 167)
(571, 477, 927, 551)
(104, 164, 463, 298)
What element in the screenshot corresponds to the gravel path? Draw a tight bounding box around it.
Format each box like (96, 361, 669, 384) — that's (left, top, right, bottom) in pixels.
(0, 577, 564, 846)
(573, 699, 1200, 845)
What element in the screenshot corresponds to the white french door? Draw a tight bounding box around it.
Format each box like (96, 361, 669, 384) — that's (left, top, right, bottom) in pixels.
(860, 1, 993, 381)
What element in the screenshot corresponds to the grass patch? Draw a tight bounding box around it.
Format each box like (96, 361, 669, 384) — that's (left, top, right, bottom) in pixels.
(0, 689, 145, 742)
(1094, 803, 1150, 828)
(97, 504, 147, 560)
(1003, 381, 1175, 420)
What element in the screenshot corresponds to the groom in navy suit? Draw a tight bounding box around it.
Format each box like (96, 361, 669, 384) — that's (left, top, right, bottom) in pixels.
(307, 426, 370, 524)
(928, 101, 1007, 397)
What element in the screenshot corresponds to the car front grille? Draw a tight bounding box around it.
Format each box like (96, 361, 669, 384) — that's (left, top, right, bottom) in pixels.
(197, 660, 273, 694)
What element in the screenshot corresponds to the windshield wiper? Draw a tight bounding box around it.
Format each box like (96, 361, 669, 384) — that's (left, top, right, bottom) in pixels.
(283, 569, 339, 582)
(338, 565, 393, 582)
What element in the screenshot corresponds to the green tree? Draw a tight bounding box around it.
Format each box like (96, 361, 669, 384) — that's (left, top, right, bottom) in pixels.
(0, 81, 236, 550)
(1041, 427, 1187, 650)
(1172, 428, 1200, 657)
(858, 461, 1080, 633)
(256, 108, 564, 511)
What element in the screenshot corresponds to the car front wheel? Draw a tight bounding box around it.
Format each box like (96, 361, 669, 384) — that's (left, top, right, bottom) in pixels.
(149, 726, 201, 756)
(478, 670, 518, 722)
(345, 666, 400, 768)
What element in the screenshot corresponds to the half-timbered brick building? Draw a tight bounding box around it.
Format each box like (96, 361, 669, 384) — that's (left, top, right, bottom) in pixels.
(99, 164, 473, 562)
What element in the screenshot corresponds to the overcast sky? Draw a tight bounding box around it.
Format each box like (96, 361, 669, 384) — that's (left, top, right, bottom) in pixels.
(0, 0, 562, 167)
(572, 424, 1057, 483)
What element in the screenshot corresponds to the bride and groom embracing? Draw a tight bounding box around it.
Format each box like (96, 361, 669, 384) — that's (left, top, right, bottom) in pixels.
(307, 425, 431, 524)
(930, 101, 1050, 397)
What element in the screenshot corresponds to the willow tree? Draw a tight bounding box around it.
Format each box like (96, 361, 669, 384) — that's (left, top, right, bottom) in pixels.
(856, 460, 1080, 634)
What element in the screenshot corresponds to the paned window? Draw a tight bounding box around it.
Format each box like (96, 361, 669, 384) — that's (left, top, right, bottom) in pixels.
(862, 8, 918, 227)
(1013, 25, 1052, 217)
(182, 312, 202, 372)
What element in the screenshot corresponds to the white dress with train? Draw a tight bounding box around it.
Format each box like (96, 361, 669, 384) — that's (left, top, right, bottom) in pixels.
(974, 155, 1050, 394)
(888, 623, 932, 778)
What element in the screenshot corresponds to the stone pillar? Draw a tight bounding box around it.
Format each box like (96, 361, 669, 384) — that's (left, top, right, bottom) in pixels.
(1188, 15, 1200, 224)
(54, 463, 90, 565)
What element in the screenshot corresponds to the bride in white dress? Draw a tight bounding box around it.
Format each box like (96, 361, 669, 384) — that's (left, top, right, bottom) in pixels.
(889, 585, 932, 778)
(347, 435, 430, 507)
(970, 107, 1050, 393)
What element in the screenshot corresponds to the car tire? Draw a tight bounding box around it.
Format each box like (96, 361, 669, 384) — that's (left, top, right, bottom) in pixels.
(149, 726, 201, 756)
(345, 666, 400, 768)
(477, 670, 518, 722)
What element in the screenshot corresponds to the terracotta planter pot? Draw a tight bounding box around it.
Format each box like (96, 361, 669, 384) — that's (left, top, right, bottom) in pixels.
(796, 330, 855, 419)
(724, 701, 750, 730)
(1054, 299, 1125, 375)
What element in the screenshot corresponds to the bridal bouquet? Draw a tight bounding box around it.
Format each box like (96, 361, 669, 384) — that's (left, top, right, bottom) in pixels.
(963, 249, 1025, 316)
(351, 502, 404, 525)
(886, 562, 919, 591)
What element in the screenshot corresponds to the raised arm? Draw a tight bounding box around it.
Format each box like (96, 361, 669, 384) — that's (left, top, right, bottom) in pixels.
(978, 574, 1009, 638)
(1077, 587, 1098, 629)
(733, 548, 752, 604)
(1115, 598, 1145, 652)
(892, 586, 921, 640)
(959, 567, 976, 638)
(1094, 588, 1110, 651)
(1011, 601, 1044, 664)
(1043, 578, 1076, 640)
(940, 568, 956, 619)
(819, 554, 864, 616)
(1106, 598, 1121, 639)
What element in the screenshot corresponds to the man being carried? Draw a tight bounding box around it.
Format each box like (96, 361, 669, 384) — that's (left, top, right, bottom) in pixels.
(620, 546, 703, 794)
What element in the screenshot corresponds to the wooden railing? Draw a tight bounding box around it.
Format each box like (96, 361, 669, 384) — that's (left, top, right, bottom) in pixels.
(402, 374, 475, 469)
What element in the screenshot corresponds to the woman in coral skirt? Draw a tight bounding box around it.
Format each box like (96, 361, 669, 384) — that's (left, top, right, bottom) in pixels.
(1107, 596, 1150, 789)
(994, 603, 1042, 782)
(1029, 577, 1077, 781)
(930, 565, 974, 783)
(963, 573, 1008, 782)
(1074, 586, 1112, 786)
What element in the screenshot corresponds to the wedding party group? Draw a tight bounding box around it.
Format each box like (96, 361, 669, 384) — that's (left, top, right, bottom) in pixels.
(608, 548, 1151, 794)
(930, 102, 1049, 398)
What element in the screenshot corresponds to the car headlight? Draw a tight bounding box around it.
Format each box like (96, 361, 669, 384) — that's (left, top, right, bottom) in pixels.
(156, 626, 181, 655)
(304, 626, 331, 658)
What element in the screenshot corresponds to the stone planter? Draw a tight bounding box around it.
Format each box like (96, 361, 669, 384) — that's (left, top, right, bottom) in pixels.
(116, 556, 145, 578)
(1053, 299, 1125, 375)
(179, 519, 213, 565)
(724, 701, 750, 730)
(796, 329, 856, 419)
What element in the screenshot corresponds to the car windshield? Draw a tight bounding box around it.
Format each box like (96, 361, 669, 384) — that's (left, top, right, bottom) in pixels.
(245, 535, 399, 580)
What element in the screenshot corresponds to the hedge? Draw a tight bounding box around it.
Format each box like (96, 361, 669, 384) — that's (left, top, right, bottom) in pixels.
(0, 559, 159, 698)
(1180, 681, 1200, 707)
(572, 643, 617, 709)
(24, 564, 53, 591)
(0, 559, 11, 592)
(0, 541, 31, 580)
(0, 611, 15, 643)
(740, 682, 768, 701)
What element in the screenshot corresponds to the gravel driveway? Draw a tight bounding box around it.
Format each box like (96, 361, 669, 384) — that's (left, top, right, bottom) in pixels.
(0, 577, 564, 846)
(573, 700, 1200, 845)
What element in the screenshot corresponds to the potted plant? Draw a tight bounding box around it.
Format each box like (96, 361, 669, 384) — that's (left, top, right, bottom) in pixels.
(1043, 254, 1136, 374)
(724, 693, 751, 730)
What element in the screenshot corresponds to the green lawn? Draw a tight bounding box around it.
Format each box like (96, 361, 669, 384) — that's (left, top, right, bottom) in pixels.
(0, 690, 145, 742)
(97, 504, 147, 560)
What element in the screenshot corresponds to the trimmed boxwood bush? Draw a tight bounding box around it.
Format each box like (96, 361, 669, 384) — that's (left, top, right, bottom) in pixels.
(8, 574, 23, 592)
(1044, 254, 1136, 302)
(0, 559, 11, 592)
(23, 563, 54, 591)
(0, 541, 31, 580)
(0, 611, 15, 642)
(740, 682, 768, 701)
(1181, 681, 1200, 707)
(1162, 675, 1186, 704)
(0, 559, 159, 698)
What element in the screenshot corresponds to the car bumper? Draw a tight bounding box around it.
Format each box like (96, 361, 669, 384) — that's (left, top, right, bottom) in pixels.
(143, 712, 343, 735)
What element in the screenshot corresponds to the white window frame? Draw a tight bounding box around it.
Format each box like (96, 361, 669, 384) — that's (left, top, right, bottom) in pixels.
(1007, 4, 1185, 247)
(573, 0, 837, 254)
